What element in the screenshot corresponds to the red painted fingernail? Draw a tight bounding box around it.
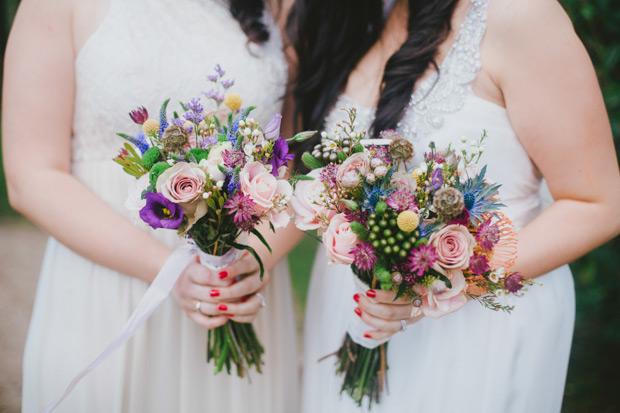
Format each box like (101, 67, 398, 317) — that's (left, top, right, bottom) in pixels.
(219, 271, 228, 279)
(218, 304, 227, 311)
(194, 255, 201, 263)
(225, 314, 234, 317)
(363, 333, 372, 339)
(231, 278, 238, 285)
(240, 296, 249, 303)
(354, 307, 362, 317)
(210, 289, 220, 297)
(353, 294, 360, 303)
(366, 290, 376, 298)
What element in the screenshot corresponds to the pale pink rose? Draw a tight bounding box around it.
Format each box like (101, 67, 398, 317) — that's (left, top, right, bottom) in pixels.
(266, 180, 293, 229)
(156, 162, 205, 204)
(429, 224, 476, 270)
(418, 267, 467, 318)
(290, 169, 335, 231)
(240, 161, 291, 215)
(390, 171, 417, 192)
(322, 213, 358, 265)
(336, 153, 370, 187)
(374, 165, 388, 177)
(341, 170, 360, 188)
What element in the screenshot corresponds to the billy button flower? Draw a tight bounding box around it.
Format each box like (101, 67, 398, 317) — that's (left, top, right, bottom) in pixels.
(366, 201, 418, 259)
(224, 93, 242, 111)
(142, 118, 160, 137)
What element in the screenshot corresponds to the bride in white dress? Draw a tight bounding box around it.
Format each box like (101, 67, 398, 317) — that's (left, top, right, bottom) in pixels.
(288, 0, 620, 411)
(3, 0, 297, 411)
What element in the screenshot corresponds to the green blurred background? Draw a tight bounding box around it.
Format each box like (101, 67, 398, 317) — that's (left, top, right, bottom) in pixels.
(1, 1, 619, 411)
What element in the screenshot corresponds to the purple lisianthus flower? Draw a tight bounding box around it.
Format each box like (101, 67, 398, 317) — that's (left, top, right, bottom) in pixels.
(469, 254, 490, 275)
(350, 242, 377, 272)
(386, 189, 417, 212)
(139, 193, 183, 230)
(269, 137, 294, 176)
(406, 244, 439, 277)
(224, 192, 256, 225)
(504, 272, 524, 293)
(263, 113, 282, 141)
(476, 219, 501, 251)
(129, 106, 149, 125)
(426, 168, 444, 192)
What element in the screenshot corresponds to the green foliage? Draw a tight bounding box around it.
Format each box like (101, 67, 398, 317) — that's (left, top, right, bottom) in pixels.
(148, 161, 170, 186)
(141, 146, 162, 170)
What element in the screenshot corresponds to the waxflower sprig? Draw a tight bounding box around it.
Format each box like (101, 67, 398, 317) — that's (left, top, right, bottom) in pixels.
(114, 65, 311, 379)
(290, 108, 538, 407)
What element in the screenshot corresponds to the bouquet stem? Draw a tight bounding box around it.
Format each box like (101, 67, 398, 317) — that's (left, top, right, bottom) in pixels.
(208, 321, 264, 378)
(335, 334, 388, 407)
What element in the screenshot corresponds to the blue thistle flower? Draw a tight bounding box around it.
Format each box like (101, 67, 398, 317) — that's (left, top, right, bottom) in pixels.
(456, 165, 504, 226)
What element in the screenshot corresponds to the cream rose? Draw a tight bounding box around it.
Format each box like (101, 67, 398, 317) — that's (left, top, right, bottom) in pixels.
(418, 267, 468, 318)
(290, 169, 335, 232)
(336, 153, 370, 187)
(429, 224, 476, 270)
(323, 213, 358, 265)
(156, 162, 207, 229)
(390, 171, 418, 192)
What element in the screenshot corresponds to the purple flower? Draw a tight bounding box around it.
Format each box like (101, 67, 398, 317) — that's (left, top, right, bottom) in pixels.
(476, 219, 501, 251)
(433, 153, 445, 164)
(406, 244, 439, 277)
(221, 79, 235, 89)
(469, 254, 490, 275)
(263, 113, 282, 141)
(350, 242, 378, 272)
(504, 273, 524, 293)
(319, 163, 338, 190)
(449, 209, 470, 226)
(386, 189, 417, 212)
(139, 193, 183, 230)
(214, 64, 225, 77)
(222, 149, 246, 169)
(203, 90, 224, 103)
(206, 74, 219, 82)
(129, 106, 149, 125)
(224, 192, 256, 225)
(344, 209, 369, 226)
(368, 145, 391, 164)
(426, 168, 444, 192)
(269, 137, 294, 176)
(183, 98, 206, 124)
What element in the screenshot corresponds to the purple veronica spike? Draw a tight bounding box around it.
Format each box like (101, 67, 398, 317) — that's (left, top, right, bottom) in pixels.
(139, 193, 183, 230)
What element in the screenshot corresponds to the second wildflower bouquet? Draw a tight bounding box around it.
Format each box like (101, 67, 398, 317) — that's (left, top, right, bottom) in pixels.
(115, 66, 306, 378)
(291, 109, 535, 406)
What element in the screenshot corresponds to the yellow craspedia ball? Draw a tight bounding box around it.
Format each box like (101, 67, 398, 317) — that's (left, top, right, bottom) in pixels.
(142, 119, 160, 136)
(224, 93, 242, 111)
(397, 210, 420, 233)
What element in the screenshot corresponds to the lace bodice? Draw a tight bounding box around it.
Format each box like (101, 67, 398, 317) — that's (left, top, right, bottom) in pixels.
(324, 0, 545, 230)
(71, 0, 287, 163)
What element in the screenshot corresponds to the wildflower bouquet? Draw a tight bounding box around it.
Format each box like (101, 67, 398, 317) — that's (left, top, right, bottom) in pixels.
(291, 109, 535, 406)
(115, 65, 307, 378)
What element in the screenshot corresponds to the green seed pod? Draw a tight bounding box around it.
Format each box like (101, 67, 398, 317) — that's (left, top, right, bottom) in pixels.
(379, 219, 388, 228)
(384, 246, 392, 255)
(375, 201, 388, 215)
(392, 245, 401, 253)
(414, 229, 420, 237)
(389, 218, 397, 227)
(329, 153, 338, 162)
(374, 265, 391, 283)
(384, 229, 392, 237)
(380, 239, 388, 246)
(399, 250, 408, 258)
(372, 225, 381, 233)
(369, 233, 377, 241)
(372, 240, 380, 249)
(387, 237, 396, 245)
(370, 213, 377, 220)
(368, 219, 376, 227)
(403, 241, 412, 251)
(410, 236, 417, 244)
(380, 282, 393, 290)
(396, 232, 405, 241)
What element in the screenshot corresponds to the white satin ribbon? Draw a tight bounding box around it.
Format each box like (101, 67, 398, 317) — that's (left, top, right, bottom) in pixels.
(347, 275, 390, 349)
(42, 244, 196, 413)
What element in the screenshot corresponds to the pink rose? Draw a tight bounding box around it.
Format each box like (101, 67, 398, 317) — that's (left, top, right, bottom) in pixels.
(290, 169, 335, 232)
(417, 267, 467, 318)
(323, 213, 358, 265)
(240, 161, 292, 219)
(341, 170, 360, 188)
(429, 224, 476, 270)
(390, 171, 417, 192)
(336, 153, 370, 187)
(157, 162, 206, 204)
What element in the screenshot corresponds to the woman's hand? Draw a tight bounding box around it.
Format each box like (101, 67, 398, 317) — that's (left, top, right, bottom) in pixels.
(354, 289, 424, 341)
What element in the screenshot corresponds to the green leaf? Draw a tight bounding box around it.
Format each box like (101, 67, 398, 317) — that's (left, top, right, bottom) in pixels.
(251, 229, 272, 254)
(230, 242, 266, 281)
(301, 152, 324, 170)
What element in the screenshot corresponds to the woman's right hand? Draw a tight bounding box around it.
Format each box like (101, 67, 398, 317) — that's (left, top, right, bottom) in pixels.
(172, 257, 232, 330)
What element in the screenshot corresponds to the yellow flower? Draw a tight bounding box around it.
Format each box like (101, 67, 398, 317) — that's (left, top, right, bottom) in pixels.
(224, 93, 242, 111)
(397, 210, 420, 233)
(142, 119, 160, 136)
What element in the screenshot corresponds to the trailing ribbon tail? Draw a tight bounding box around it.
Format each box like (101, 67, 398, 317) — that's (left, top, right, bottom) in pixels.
(42, 244, 196, 413)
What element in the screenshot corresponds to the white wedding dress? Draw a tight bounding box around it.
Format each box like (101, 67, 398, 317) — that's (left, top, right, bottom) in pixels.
(301, 0, 575, 412)
(22, 0, 298, 412)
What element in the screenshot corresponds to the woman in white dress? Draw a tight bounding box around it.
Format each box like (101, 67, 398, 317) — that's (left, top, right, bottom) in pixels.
(288, 0, 620, 411)
(3, 0, 297, 411)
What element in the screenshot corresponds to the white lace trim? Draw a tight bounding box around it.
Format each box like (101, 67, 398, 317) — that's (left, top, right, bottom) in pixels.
(325, 0, 491, 141)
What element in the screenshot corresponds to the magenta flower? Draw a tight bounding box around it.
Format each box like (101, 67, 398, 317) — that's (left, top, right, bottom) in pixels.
(224, 192, 257, 225)
(139, 193, 183, 230)
(350, 242, 378, 272)
(476, 219, 501, 251)
(268, 137, 295, 176)
(504, 273, 524, 293)
(469, 254, 490, 275)
(129, 106, 149, 125)
(407, 244, 439, 277)
(344, 209, 369, 226)
(386, 189, 417, 212)
(449, 209, 470, 226)
(222, 149, 246, 169)
(319, 163, 338, 190)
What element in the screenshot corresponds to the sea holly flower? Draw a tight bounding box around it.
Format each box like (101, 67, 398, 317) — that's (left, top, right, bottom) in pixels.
(224, 192, 257, 225)
(406, 244, 439, 277)
(139, 193, 184, 230)
(350, 242, 378, 272)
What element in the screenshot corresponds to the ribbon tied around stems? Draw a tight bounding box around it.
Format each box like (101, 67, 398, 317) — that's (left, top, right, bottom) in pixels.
(42, 244, 197, 413)
(347, 275, 391, 349)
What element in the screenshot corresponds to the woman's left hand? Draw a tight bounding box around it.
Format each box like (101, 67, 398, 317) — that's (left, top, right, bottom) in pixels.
(354, 289, 424, 341)
(210, 252, 270, 324)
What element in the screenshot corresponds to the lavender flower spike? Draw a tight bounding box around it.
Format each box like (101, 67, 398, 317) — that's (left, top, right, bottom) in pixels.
(263, 113, 282, 141)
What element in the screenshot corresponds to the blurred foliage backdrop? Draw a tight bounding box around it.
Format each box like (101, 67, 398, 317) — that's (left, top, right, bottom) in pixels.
(1, 0, 619, 411)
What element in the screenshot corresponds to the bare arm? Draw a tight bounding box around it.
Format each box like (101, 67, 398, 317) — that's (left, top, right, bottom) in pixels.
(487, 0, 620, 278)
(2, 0, 171, 282)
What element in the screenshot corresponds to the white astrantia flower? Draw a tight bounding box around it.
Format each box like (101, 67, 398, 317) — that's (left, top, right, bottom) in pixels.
(495, 289, 505, 298)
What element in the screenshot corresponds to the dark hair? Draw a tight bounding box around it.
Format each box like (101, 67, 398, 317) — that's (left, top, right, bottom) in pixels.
(230, 0, 270, 44)
(288, 0, 459, 159)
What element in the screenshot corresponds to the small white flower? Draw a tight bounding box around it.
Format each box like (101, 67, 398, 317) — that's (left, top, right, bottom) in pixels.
(216, 181, 224, 188)
(326, 140, 338, 149)
(496, 268, 506, 279)
(167, 159, 175, 166)
(239, 120, 246, 128)
(244, 143, 256, 156)
(265, 164, 273, 173)
(365, 173, 376, 184)
(247, 118, 256, 125)
(419, 163, 428, 173)
(489, 272, 499, 283)
(432, 163, 442, 170)
(202, 192, 210, 199)
(251, 129, 261, 138)
(242, 127, 252, 136)
(320, 131, 328, 139)
(495, 289, 505, 298)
